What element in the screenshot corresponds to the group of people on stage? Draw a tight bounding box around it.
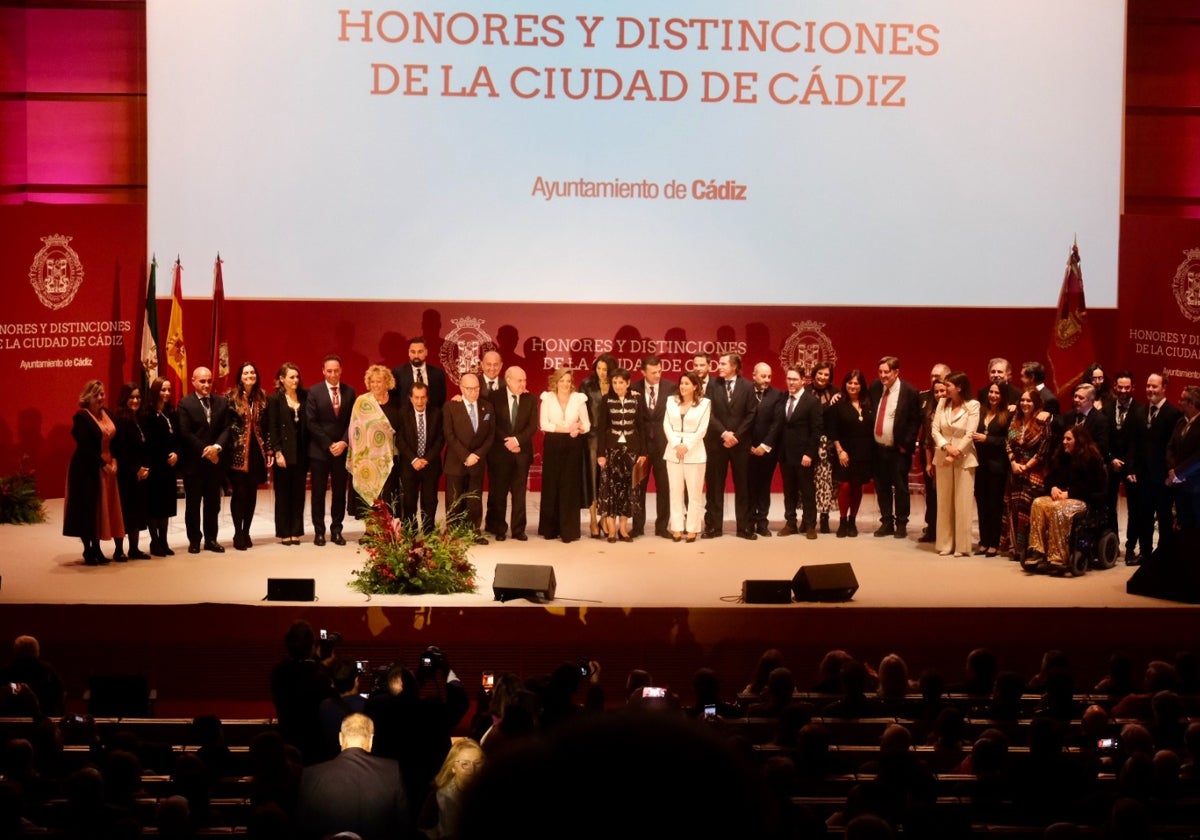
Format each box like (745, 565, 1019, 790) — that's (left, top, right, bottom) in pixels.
(62, 339, 1200, 571)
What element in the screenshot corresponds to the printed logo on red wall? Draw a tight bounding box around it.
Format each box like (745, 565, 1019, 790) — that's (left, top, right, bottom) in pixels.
(27, 234, 84, 311)
(1173, 248, 1200, 323)
(440, 316, 497, 385)
(779, 321, 837, 374)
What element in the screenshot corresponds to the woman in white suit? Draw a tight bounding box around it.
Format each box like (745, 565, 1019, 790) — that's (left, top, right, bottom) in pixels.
(662, 371, 711, 542)
(931, 371, 980, 556)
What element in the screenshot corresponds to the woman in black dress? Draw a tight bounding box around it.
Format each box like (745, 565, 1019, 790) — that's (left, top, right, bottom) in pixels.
(971, 382, 1011, 557)
(144, 377, 180, 556)
(266, 362, 307, 545)
(595, 368, 646, 542)
(809, 361, 838, 533)
(62, 380, 125, 565)
(111, 382, 151, 560)
(828, 369, 875, 537)
(580, 353, 617, 539)
(227, 362, 270, 550)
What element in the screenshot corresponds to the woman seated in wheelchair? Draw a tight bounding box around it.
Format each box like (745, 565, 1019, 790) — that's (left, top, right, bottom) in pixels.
(1025, 426, 1107, 574)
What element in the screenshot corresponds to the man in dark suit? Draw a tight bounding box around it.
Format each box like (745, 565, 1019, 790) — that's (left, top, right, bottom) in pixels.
(1102, 371, 1146, 562)
(484, 366, 537, 541)
(867, 355, 922, 538)
(1135, 372, 1182, 559)
(478, 349, 505, 400)
(395, 381, 443, 535)
(775, 364, 823, 538)
(977, 357, 1022, 408)
(1167, 385, 1200, 533)
(295, 713, 410, 840)
(918, 362, 951, 543)
(1021, 361, 1060, 416)
(391, 336, 447, 409)
(306, 354, 355, 546)
(747, 362, 785, 538)
(633, 355, 676, 538)
(1056, 384, 1111, 463)
(177, 366, 231, 553)
(704, 353, 758, 539)
(443, 372, 494, 542)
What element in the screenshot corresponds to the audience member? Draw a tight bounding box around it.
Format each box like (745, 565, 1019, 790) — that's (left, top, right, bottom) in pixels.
(0, 635, 64, 717)
(418, 738, 482, 839)
(268, 621, 335, 765)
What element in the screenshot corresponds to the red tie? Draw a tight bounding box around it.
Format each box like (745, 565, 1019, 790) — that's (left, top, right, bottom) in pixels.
(875, 386, 888, 437)
(331, 386, 340, 416)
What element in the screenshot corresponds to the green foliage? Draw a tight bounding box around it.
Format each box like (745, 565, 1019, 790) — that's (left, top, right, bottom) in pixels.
(349, 499, 478, 596)
(0, 469, 47, 525)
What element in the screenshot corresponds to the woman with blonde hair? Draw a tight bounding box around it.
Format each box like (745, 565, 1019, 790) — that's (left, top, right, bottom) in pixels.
(538, 367, 591, 542)
(419, 738, 483, 839)
(348, 364, 403, 516)
(63, 380, 125, 565)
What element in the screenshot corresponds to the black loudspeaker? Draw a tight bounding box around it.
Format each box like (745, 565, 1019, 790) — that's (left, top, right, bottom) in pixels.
(1126, 531, 1200, 604)
(792, 563, 859, 602)
(266, 578, 316, 601)
(742, 579, 794, 604)
(493, 563, 556, 602)
(88, 674, 152, 717)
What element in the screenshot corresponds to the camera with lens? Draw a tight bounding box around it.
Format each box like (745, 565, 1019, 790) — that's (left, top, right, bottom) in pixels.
(578, 658, 594, 678)
(417, 645, 448, 680)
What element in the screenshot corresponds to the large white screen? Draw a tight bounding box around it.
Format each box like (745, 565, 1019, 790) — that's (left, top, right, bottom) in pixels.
(148, 0, 1125, 306)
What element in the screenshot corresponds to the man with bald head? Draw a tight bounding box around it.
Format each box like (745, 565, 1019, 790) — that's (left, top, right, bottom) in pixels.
(177, 366, 231, 553)
(746, 362, 785, 536)
(484, 366, 538, 540)
(443, 372, 495, 542)
(478, 349, 505, 400)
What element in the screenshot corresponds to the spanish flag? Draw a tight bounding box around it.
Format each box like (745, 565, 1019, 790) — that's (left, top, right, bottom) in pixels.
(165, 258, 189, 396)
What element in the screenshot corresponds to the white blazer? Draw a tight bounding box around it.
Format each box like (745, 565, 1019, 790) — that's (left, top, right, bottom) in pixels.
(662, 397, 711, 464)
(539, 391, 591, 434)
(931, 397, 980, 470)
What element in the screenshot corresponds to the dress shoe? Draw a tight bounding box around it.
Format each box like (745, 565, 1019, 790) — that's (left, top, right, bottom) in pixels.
(701, 529, 722, 539)
(245, 535, 254, 547)
(874, 523, 895, 537)
(777, 523, 799, 536)
(128, 549, 151, 560)
(917, 533, 936, 543)
(836, 521, 850, 538)
(893, 528, 908, 539)
(805, 527, 818, 540)
(494, 533, 507, 542)
(112, 551, 128, 563)
(985, 548, 998, 558)
(847, 519, 858, 537)
(331, 533, 347, 546)
(630, 529, 644, 537)
(188, 544, 201, 554)
(512, 533, 528, 541)
(738, 531, 757, 541)
(314, 534, 326, 546)
(162, 544, 175, 556)
(233, 533, 247, 551)
(655, 529, 672, 539)
(473, 535, 489, 545)
(1124, 548, 1140, 566)
(755, 524, 772, 537)
(819, 514, 831, 534)
(618, 534, 633, 543)
(150, 544, 168, 557)
(607, 536, 617, 543)
(672, 533, 682, 542)
(204, 541, 225, 553)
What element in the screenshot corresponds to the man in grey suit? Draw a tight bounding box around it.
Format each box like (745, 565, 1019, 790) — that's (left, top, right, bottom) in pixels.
(633, 355, 676, 538)
(306, 354, 355, 546)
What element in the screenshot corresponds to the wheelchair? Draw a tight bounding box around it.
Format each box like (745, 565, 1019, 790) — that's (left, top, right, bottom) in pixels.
(1019, 504, 1119, 576)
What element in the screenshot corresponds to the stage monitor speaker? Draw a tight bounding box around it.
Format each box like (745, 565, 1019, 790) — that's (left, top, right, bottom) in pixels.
(493, 563, 556, 602)
(266, 578, 315, 602)
(88, 674, 152, 717)
(742, 579, 794, 604)
(792, 562, 858, 602)
(1126, 531, 1200, 604)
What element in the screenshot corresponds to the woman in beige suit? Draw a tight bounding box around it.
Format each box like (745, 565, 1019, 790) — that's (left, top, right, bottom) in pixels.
(931, 371, 979, 556)
(662, 371, 711, 542)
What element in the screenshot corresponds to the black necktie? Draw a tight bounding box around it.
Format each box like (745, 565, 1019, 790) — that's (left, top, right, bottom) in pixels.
(200, 397, 211, 420)
(1149, 404, 1158, 427)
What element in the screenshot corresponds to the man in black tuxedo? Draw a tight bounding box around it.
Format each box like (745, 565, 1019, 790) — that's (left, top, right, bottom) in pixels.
(443, 372, 495, 542)
(776, 365, 823, 538)
(295, 713, 410, 840)
(1103, 372, 1146, 561)
(704, 353, 758, 539)
(391, 336, 446, 409)
(177, 366, 231, 553)
(306, 354, 355, 546)
(747, 362, 784, 538)
(1056, 384, 1111, 463)
(478, 349, 505, 401)
(1021, 361, 1060, 416)
(484, 366, 537, 541)
(395, 381, 443, 535)
(1136, 372, 1183, 557)
(633, 355, 676, 538)
(917, 362, 951, 543)
(868, 355, 922, 538)
(1167, 385, 1200, 533)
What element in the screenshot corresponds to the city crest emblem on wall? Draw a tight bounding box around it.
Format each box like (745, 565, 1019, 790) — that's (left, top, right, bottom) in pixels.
(1172, 248, 1200, 323)
(440, 316, 496, 385)
(779, 321, 837, 375)
(28, 234, 84, 310)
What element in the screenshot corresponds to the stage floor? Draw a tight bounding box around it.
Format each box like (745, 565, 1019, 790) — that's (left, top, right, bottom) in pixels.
(0, 492, 1182, 610)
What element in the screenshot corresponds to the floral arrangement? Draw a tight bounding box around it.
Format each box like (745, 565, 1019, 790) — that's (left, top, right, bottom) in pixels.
(0, 463, 47, 525)
(349, 499, 478, 596)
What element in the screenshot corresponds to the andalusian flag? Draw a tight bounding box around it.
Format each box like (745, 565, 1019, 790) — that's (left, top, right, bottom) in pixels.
(165, 258, 189, 395)
(140, 257, 160, 389)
